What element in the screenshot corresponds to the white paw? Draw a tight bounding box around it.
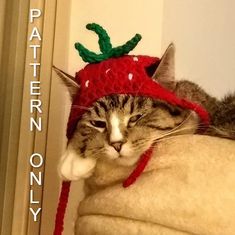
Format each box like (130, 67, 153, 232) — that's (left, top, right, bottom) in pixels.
(58, 148, 96, 181)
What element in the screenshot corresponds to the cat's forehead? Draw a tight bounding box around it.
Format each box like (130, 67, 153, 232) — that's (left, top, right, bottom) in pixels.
(80, 95, 184, 121)
(87, 95, 154, 118)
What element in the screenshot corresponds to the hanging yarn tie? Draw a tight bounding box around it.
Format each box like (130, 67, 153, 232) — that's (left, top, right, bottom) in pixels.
(75, 23, 142, 63)
(53, 181, 71, 235)
(123, 147, 153, 187)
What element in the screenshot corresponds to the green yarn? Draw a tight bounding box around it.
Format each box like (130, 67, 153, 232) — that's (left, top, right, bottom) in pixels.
(86, 23, 112, 54)
(75, 23, 142, 63)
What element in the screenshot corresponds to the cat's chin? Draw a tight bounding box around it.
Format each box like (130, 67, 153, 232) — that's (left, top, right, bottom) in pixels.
(114, 156, 140, 166)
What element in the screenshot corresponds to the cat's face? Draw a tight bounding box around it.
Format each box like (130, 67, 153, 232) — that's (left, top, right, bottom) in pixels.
(69, 94, 197, 166)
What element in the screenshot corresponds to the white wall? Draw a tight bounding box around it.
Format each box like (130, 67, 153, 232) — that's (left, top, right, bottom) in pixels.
(162, 0, 235, 98)
(67, 0, 164, 74)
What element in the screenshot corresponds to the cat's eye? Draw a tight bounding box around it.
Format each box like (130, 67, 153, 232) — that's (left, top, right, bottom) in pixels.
(90, 120, 106, 128)
(169, 108, 181, 116)
(129, 114, 142, 123)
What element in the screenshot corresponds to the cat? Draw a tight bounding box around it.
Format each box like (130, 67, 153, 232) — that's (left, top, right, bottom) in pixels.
(172, 79, 235, 139)
(54, 43, 235, 181)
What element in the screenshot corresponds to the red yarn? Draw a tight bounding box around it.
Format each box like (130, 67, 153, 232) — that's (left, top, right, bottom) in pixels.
(123, 147, 153, 187)
(53, 181, 71, 235)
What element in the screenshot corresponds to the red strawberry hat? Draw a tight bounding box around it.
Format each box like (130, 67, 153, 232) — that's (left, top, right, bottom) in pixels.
(67, 23, 209, 139)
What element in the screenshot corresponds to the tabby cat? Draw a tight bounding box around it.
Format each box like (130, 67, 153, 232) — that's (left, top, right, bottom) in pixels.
(54, 44, 235, 181)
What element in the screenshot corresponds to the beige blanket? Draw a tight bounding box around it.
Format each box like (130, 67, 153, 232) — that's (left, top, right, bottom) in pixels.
(75, 135, 235, 235)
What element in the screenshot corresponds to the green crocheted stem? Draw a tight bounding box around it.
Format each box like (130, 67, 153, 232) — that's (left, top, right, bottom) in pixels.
(75, 23, 142, 63)
(86, 23, 112, 53)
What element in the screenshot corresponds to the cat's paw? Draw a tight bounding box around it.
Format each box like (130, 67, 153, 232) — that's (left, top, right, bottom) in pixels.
(58, 149, 96, 181)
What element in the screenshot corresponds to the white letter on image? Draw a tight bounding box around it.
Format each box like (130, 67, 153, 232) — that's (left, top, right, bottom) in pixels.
(30, 81, 41, 95)
(29, 63, 40, 77)
(30, 153, 43, 168)
(30, 9, 41, 23)
(29, 45, 40, 60)
(30, 117, 42, 131)
(29, 27, 42, 41)
(30, 172, 42, 186)
(30, 208, 41, 222)
(30, 189, 40, 204)
(30, 99, 42, 113)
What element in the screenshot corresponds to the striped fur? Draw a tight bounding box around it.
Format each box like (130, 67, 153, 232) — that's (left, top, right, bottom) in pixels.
(66, 95, 197, 170)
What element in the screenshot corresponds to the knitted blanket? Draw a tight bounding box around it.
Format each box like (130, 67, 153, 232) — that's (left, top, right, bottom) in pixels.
(75, 135, 235, 235)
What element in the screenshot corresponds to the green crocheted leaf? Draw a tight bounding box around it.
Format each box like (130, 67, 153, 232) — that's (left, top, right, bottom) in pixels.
(75, 42, 109, 63)
(75, 23, 142, 63)
(110, 34, 142, 57)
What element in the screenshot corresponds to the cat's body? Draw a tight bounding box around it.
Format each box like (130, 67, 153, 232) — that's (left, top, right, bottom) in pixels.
(54, 44, 235, 182)
(174, 80, 235, 138)
(211, 93, 235, 138)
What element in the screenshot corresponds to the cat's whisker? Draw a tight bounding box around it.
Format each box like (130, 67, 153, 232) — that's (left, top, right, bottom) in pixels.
(150, 112, 195, 141)
(163, 111, 194, 134)
(208, 125, 235, 132)
(205, 126, 235, 139)
(197, 123, 235, 138)
(153, 134, 191, 144)
(154, 126, 197, 141)
(131, 128, 195, 149)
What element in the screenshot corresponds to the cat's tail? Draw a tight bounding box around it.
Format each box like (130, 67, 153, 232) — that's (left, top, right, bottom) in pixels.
(221, 92, 235, 106)
(210, 93, 235, 139)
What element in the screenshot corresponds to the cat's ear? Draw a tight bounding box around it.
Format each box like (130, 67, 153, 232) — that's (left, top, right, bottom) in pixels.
(152, 43, 176, 91)
(53, 66, 80, 99)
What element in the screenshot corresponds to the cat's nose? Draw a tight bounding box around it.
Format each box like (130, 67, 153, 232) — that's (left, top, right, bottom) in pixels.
(111, 142, 123, 152)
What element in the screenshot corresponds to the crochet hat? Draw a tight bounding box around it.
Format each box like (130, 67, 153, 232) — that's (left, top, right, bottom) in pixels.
(67, 23, 209, 139)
